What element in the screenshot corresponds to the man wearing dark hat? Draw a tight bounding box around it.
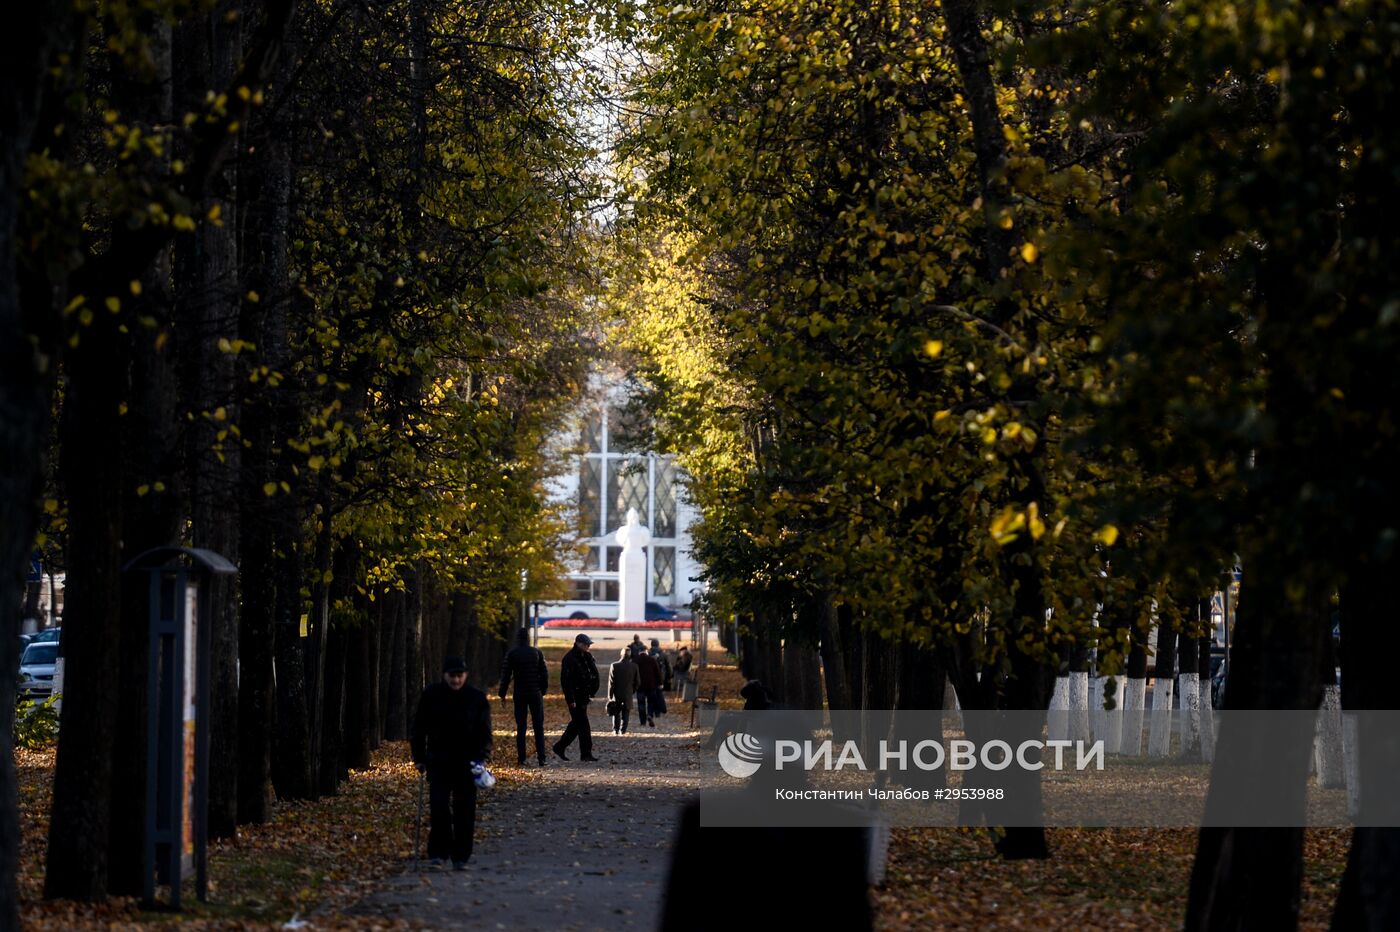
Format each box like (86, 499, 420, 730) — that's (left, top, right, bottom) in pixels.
(411, 656, 492, 869)
(553, 633, 600, 761)
(499, 627, 549, 766)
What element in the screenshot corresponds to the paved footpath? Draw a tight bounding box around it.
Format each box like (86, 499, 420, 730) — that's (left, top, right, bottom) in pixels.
(352, 710, 703, 931)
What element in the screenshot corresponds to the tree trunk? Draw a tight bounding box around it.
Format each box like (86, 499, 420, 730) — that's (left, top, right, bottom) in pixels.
(839, 603, 863, 710)
(1148, 616, 1177, 757)
(383, 589, 408, 741)
(106, 15, 180, 896)
(864, 630, 897, 710)
(1178, 629, 1202, 759)
(271, 525, 312, 799)
(1, 7, 75, 922)
(404, 566, 424, 735)
(815, 596, 849, 711)
(1198, 631, 1216, 762)
(1123, 619, 1149, 757)
(942, 0, 1013, 280)
(173, 0, 243, 843)
(343, 598, 373, 771)
(896, 641, 946, 793)
(318, 619, 347, 794)
(1183, 555, 1329, 931)
(1331, 559, 1400, 929)
(303, 504, 333, 795)
(446, 591, 472, 658)
(45, 293, 130, 901)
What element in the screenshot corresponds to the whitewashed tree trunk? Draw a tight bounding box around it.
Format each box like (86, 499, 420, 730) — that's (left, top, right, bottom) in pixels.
(1314, 684, 1344, 788)
(1088, 675, 1104, 742)
(1199, 681, 1216, 763)
(1048, 676, 1071, 743)
(1100, 677, 1123, 754)
(1068, 671, 1090, 745)
(1122, 677, 1147, 757)
(1179, 673, 1202, 758)
(1148, 676, 1175, 757)
(1343, 713, 1360, 819)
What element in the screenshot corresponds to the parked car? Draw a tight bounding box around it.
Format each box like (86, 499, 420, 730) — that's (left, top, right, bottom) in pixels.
(18, 642, 59, 699)
(644, 601, 678, 621)
(30, 627, 60, 645)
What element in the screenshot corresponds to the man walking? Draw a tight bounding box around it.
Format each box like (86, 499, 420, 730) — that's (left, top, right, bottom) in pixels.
(673, 645, 693, 699)
(411, 656, 492, 870)
(635, 645, 663, 727)
(607, 647, 639, 734)
(499, 627, 549, 766)
(554, 633, 600, 761)
(649, 638, 672, 711)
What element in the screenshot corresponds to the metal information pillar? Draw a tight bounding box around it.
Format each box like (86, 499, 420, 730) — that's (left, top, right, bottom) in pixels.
(124, 547, 236, 909)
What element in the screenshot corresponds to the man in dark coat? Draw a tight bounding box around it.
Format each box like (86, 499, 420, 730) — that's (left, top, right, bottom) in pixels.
(411, 656, 492, 869)
(635, 647, 663, 727)
(499, 627, 549, 766)
(554, 633, 600, 761)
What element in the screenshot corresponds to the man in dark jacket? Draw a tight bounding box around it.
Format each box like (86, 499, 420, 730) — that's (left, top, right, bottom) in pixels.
(499, 627, 549, 767)
(650, 638, 673, 691)
(553, 633, 600, 761)
(411, 656, 492, 869)
(635, 648, 663, 727)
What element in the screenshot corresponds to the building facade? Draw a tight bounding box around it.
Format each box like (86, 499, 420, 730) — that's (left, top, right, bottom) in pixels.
(539, 373, 702, 620)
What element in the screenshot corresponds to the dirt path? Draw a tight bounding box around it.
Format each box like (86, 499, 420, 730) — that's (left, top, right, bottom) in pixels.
(353, 704, 704, 931)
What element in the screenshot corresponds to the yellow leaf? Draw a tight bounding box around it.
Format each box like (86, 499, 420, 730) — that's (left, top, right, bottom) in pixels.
(263, 482, 278, 496)
(933, 409, 952, 422)
(1028, 503, 1046, 540)
(923, 339, 944, 358)
(105, 296, 121, 312)
(137, 485, 151, 497)
(246, 290, 260, 303)
(213, 407, 227, 421)
(43, 498, 59, 514)
(208, 204, 222, 222)
(1020, 242, 1039, 263)
(308, 455, 326, 470)
(129, 280, 143, 296)
(1094, 524, 1120, 547)
(153, 481, 166, 492)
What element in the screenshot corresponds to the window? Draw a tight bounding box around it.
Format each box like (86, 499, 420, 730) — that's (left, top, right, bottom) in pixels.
(569, 578, 592, 601)
(654, 460, 677, 538)
(578, 458, 602, 537)
(652, 546, 675, 597)
(592, 579, 619, 602)
(607, 457, 648, 533)
(605, 546, 623, 572)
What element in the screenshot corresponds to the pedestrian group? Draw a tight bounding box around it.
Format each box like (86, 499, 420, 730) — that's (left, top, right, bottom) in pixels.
(411, 631, 695, 870)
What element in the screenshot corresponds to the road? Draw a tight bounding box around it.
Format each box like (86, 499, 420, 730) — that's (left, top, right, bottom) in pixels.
(352, 707, 702, 930)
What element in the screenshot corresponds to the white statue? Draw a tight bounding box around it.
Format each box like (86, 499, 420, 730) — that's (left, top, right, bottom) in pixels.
(614, 508, 651, 622)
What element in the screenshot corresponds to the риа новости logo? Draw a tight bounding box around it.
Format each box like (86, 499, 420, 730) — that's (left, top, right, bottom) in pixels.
(718, 733, 765, 778)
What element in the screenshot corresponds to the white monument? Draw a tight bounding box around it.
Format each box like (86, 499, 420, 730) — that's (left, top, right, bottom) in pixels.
(614, 507, 651, 623)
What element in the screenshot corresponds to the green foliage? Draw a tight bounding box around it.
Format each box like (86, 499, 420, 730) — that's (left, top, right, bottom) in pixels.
(614, 0, 1127, 681)
(14, 696, 61, 750)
